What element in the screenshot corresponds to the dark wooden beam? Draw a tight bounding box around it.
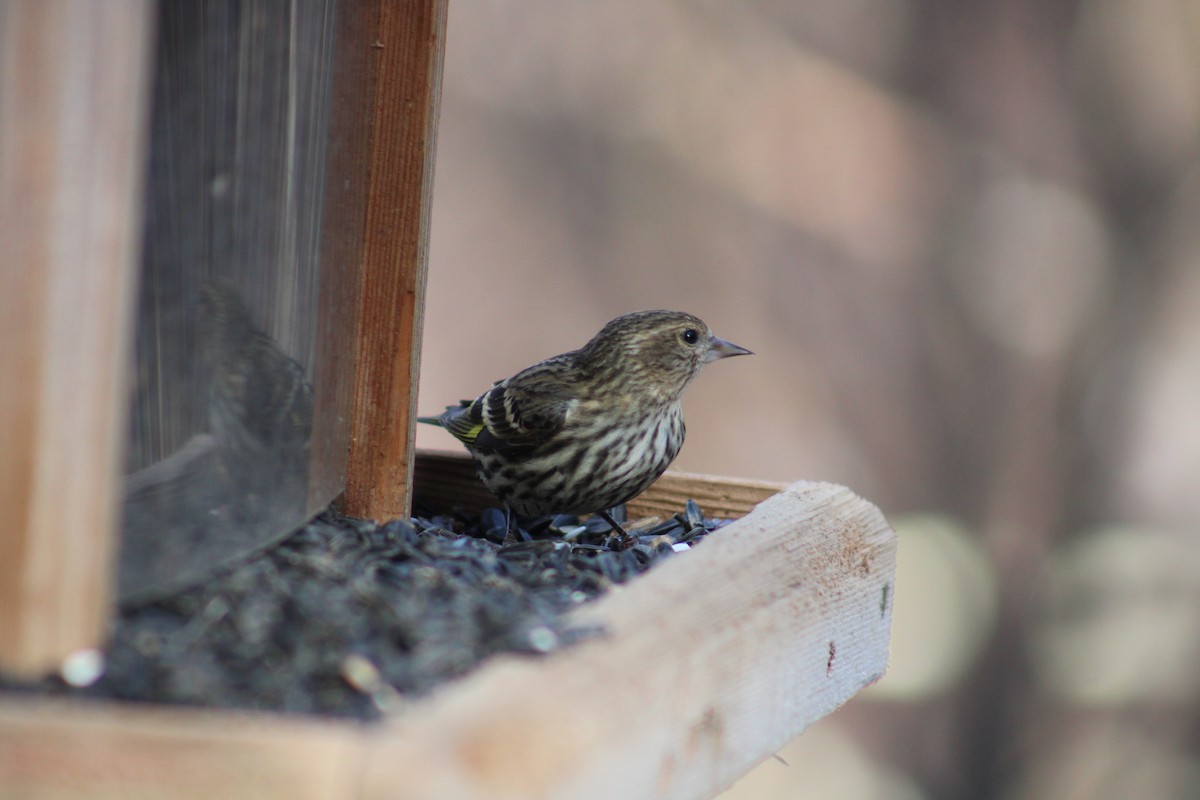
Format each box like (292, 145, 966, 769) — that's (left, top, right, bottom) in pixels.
(342, 0, 448, 521)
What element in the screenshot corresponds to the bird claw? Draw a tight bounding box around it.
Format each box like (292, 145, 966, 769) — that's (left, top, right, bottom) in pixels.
(597, 509, 637, 550)
(612, 532, 638, 551)
(501, 507, 523, 546)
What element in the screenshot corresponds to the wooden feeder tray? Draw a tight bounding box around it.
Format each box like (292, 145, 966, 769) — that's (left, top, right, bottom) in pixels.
(0, 452, 895, 800)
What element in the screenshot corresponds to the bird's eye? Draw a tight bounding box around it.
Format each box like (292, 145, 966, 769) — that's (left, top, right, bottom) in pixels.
(681, 328, 699, 344)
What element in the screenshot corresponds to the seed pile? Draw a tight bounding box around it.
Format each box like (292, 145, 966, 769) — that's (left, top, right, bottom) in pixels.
(5, 502, 726, 720)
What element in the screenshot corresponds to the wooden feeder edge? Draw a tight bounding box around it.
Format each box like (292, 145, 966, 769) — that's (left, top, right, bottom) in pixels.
(0, 470, 895, 800)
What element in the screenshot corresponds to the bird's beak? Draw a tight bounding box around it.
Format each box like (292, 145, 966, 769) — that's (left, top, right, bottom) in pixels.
(704, 335, 753, 363)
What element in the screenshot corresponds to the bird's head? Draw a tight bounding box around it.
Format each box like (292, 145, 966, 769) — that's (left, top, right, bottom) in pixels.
(580, 310, 752, 401)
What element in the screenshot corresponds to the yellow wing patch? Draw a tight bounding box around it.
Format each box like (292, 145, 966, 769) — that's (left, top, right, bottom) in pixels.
(444, 415, 485, 446)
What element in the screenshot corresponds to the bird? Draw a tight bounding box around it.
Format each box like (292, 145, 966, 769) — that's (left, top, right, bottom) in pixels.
(419, 310, 751, 548)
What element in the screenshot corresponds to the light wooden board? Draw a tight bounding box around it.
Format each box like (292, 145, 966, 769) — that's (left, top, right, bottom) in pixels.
(359, 480, 894, 799)
(0, 478, 894, 800)
(0, 699, 366, 800)
(0, 0, 154, 675)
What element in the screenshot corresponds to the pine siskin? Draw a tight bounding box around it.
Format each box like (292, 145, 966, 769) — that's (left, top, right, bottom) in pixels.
(419, 310, 751, 547)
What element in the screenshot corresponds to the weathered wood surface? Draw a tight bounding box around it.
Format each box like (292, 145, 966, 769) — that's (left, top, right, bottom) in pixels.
(342, 0, 448, 521)
(361, 479, 895, 800)
(0, 0, 154, 675)
(0, 478, 895, 800)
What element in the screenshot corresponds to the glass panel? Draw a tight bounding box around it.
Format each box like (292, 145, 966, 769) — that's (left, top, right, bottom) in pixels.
(120, 0, 340, 602)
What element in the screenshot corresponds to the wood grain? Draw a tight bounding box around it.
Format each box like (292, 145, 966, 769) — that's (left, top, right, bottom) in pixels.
(342, 0, 448, 521)
(361, 480, 895, 800)
(309, 0, 381, 510)
(412, 449, 788, 519)
(0, 478, 895, 800)
(0, 699, 367, 800)
(0, 0, 154, 674)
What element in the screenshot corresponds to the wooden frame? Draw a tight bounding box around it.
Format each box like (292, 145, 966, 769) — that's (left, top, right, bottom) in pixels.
(0, 461, 896, 800)
(0, 0, 446, 670)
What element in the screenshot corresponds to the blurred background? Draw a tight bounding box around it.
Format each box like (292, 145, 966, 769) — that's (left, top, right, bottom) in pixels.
(414, 1, 1200, 798)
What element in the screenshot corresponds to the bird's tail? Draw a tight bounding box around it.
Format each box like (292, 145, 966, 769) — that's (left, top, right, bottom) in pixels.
(416, 400, 473, 428)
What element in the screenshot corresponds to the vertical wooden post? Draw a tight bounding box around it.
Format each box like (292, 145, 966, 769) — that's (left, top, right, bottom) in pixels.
(342, 0, 447, 520)
(310, 0, 380, 511)
(0, 1, 154, 674)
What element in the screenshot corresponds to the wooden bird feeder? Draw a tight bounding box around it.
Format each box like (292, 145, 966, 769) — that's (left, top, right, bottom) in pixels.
(0, 2, 895, 798)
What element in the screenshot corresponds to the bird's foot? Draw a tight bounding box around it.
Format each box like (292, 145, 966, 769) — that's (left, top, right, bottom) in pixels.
(502, 507, 520, 546)
(599, 509, 637, 551)
(612, 532, 638, 551)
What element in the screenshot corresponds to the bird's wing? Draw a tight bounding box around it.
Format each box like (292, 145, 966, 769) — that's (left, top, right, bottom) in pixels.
(433, 359, 575, 458)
